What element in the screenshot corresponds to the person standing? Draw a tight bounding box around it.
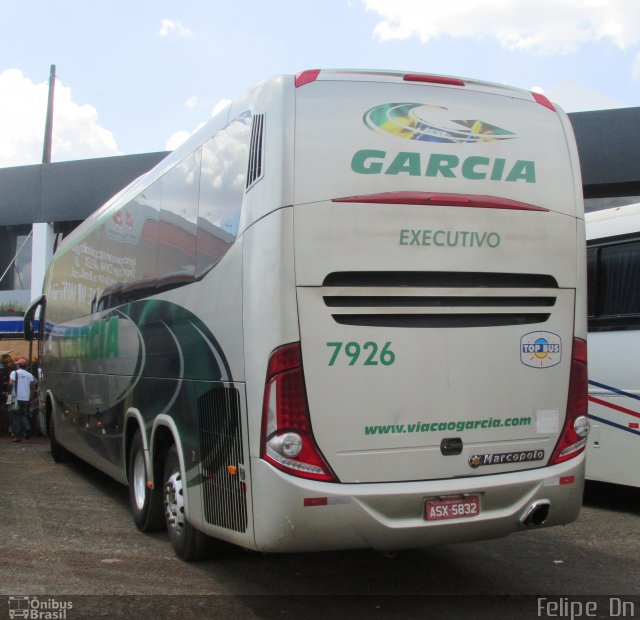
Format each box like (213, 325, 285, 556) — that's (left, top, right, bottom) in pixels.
(0, 353, 11, 435)
(8, 358, 35, 443)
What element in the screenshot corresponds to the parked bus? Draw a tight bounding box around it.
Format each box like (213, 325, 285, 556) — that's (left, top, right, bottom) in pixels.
(585, 203, 640, 488)
(25, 69, 588, 560)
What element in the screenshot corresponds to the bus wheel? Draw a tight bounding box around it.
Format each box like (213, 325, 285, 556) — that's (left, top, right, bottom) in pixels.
(128, 429, 164, 532)
(163, 444, 213, 561)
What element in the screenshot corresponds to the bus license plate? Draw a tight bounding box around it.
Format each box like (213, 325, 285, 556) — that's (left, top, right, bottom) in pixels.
(425, 496, 480, 521)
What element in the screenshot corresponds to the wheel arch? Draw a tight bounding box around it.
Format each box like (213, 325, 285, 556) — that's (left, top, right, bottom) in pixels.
(43, 389, 55, 438)
(123, 408, 148, 485)
(151, 415, 192, 519)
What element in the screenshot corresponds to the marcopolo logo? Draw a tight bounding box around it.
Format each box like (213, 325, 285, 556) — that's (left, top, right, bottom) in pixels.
(520, 331, 562, 369)
(468, 450, 545, 468)
(363, 102, 516, 144)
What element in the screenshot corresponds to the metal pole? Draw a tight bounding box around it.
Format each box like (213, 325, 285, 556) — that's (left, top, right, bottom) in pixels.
(42, 64, 56, 164)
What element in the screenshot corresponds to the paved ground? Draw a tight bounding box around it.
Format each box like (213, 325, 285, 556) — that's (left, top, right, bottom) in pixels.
(1, 436, 639, 619)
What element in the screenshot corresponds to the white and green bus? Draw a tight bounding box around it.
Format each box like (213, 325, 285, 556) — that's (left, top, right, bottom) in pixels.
(26, 69, 589, 560)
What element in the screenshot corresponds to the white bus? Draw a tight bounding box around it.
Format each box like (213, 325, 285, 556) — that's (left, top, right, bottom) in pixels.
(26, 69, 588, 560)
(586, 203, 640, 488)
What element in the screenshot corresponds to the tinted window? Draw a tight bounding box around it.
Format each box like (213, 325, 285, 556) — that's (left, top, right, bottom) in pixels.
(599, 242, 640, 316)
(587, 247, 597, 318)
(157, 152, 200, 289)
(196, 112, 251, 276)
(588, 238, 640, 331)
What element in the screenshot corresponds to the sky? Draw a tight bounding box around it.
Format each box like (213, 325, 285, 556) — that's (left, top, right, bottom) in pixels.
(1, 0, 639, 168)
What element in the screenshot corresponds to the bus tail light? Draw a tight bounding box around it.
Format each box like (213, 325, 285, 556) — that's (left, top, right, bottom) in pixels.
(549, 338, 589, 465)
(261, 343, 337, 482)
(532, 91, 556, 112)
(404, 74, 465, 86)
(295, 69, 320, 88)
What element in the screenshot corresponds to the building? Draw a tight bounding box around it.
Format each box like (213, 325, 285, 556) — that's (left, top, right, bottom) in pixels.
(0, 107, 638, 334)
(0, 152, 167, 327)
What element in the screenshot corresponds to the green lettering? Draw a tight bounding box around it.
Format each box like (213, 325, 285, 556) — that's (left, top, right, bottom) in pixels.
(351, 149, 385, 174)
(399, 229, 410, 245)
(462, 156, 489, 180)
(426, 154, 459, 178)
(386, 151, 421, 176)
(71, 327, 80, 358)
(473, 232, 487, 247)
(89, 321, 101, 359)
(105, 317, 119, 358)
(490, 158, 506, 181)
(506, 160, 536, 183)
(80, 325, 91, 358)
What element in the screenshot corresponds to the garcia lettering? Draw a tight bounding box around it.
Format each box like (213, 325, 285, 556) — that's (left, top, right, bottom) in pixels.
(352, 149, 535, 183)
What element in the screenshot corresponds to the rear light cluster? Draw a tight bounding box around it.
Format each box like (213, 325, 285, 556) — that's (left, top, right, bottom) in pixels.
(295, 69, 320, 88)
(261, 343, 337, 481)
(532, 91, 556, 112)
(549, 338, 590, 464)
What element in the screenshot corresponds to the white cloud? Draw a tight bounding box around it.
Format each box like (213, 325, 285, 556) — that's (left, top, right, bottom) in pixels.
(165, 129, 195, 151)
(0, 69, 120, 168)
(364, 0, 640, 55)
(211, 98, 231, 118)
(159, 18, 193, 38)
(165, 99, 232, 152)
(185, 96, 199, 109)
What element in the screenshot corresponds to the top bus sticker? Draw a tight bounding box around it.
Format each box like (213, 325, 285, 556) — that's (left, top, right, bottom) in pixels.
(520, 331, 562, 369)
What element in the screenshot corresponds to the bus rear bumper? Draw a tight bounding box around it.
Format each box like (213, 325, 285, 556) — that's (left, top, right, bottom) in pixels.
(249, 455, 585, 553)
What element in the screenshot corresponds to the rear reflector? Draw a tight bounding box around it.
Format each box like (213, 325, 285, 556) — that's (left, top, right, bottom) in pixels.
(295, 69, 320, 88)
(333, 192, 548, 212)
(404, 74, 465, 87)
(304, 497, 328, 507)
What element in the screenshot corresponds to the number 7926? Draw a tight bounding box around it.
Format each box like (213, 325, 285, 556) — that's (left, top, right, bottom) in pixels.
(326, 341, 395, 366)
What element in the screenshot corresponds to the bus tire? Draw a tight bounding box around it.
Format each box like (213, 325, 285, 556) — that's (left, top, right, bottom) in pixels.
(128, 429, 165, 532)
(49, 413, 71, 463)
(163, 444, 214, 561)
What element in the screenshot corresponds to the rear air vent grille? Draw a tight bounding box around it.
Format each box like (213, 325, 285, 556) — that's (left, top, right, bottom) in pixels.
(198, 386, 248, 532)
(322, 271, 558, 328)
(246, 113, 264, 189)
(331, 314, 552, 328)
(322, 271, 558, 288)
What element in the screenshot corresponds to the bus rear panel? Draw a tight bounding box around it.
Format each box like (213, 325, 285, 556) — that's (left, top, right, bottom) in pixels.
(249, 71, 587, 551)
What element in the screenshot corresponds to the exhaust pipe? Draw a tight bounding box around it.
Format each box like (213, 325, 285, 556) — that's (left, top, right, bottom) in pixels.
(520, 500, 550, 527)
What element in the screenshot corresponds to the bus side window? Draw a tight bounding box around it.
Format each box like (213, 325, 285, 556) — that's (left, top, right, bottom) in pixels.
(599, 241, 640, 318)
(587, 247, 597, 318)
(157, 151, 200, 288)
(196, 112, 252, 277)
